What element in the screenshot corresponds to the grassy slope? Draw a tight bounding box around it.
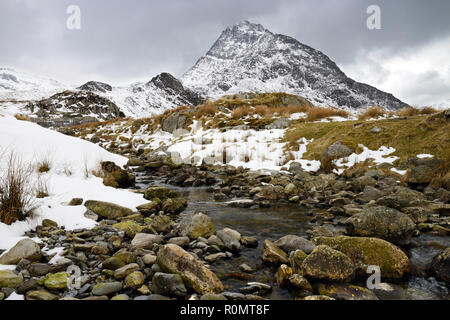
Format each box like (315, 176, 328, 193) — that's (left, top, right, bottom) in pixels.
(285, 112, 450, 164)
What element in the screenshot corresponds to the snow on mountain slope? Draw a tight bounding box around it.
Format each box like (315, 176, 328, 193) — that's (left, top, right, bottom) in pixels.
(182, 21, 408, 110)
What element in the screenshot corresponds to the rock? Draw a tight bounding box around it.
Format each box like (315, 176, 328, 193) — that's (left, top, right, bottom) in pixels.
(376, 187, 426, 209)
(430, 248, 450, 284)
(84, 200, 133, 220)
(42, 219, 58, 228)
(162, 197, 188, 214)
(239, 282, 272, 296)
(318, 283, 378, 300)
(145, 215, 174, 233)
(216, 228, 241, 252)
(241, 236, 258, 248)
(142, 254, 157, 265)
(100, 161, 135, 188)
(92, 282, 123, 296)
(265, 118, 291, 130)
(275, 264, 293, 287)
(136, 202, 160, 215)
(152, 272, 187, 297)
(144, 186, 180, 200)
(168, 236, 190, 247)
(156, 244, 224, 294)
(112, 221, 143, 238)
(114, 263, 139, 280)
(102, 251, 136, 270)
(207, 235, 225, 248)
(131, 233, 163, 250)
(204, 253, 227, 263)
(289, 250, 308, 274)
(0, 239, 41, 265)
(406, 158, 443, 186)
(68, 198, 83, 206)
(289, 274, 312, 292)
(352, 176, 377, 192)
(255, 185, 278, 201)
(321, 141, 354, 166)
(16, 279, 40, 294)
(312, 236, 410, 278)
(345, 206, 416, 246)
(302, 245, 354, 282)
(284, 183, 298, 196)
(261, 240, 288, 265)
(176, 212, 215, 239)
(370, 126, 382, 134)
(124, 271, 145, 289)
(162, 110, 189, 133)
(44, 272, 69, 290)
(26, 289, 58, 300)
(362, 186, 384, 202)
(0, 270, 23, 288)
(274, 235, 315, 254)
(84, 210, 99, 221)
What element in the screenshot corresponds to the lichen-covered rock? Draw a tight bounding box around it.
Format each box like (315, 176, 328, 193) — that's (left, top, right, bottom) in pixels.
(275, 264, 293, 287)
(162, 197, 188, 214)
(289, 274, 312, 292)
(92, 281, 123, 296)
(176, 212, 215, 239)
(84, 200, 133, 220)
(289, 250, 308, 274)
(302, 245, 354, 282)
(124, 271, 145, 289)
(0, 239, 41, 265)
(345, 206, 416, 246)
(144, 186, 180, 200)
(313, 236, 410, 278)
(26, 289, 58, 300)
(112, 221, 143, 238)
(156, 244, 223, 294)
(261, 240, 288, 265)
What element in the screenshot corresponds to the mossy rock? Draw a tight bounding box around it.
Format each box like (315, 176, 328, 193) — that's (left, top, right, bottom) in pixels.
(26, 289, 59, 300)
(112, 220, 143, 238)
(312, 236, 411, 278)
(162, 197, 188, 214)
(0, 270, 23, 288)
(124, 271, 145, 289)
(144, 186, 180, 200)
(317, 283, 378, 300)
(84, 200, 134, 219)
(44, 272, 69, 290)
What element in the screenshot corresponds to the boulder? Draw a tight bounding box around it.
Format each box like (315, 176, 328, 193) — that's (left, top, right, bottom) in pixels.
(302, 245, 354, 282)
(321, 141, 354, 169)
(84, 200, 133, 219)
(289, 274, 312, 292)
(144, 186, 180, 200)
(275, 264, 293, 287)
(131, 233, 163, 250)
(152, 272, 187, 297)
(0, 239, 41, 265)
(274, 235, 315, 254)
(156, 244, 223, 294)
(216, 228, 241, 252)
(162, 197, 188, 214)
(312, 236, 410, 278)
(100, 161, 135, 188)
(176, 212, 215, 239)
(162, 111, 189, 133)
(345, 206, 416, 246)
(261, 240, 288, 265)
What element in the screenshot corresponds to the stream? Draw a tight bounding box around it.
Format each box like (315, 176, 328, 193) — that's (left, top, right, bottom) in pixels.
(135, 172, 450, 300)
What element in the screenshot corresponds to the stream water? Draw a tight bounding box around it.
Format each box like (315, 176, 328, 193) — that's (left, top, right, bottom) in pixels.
(135, 172, 450, 300)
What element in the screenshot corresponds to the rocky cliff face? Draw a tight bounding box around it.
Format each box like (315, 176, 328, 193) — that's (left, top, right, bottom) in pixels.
(182, 21, 408, 109)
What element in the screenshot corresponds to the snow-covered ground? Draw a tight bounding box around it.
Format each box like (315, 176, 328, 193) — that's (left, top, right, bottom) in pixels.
(0, 115, 148, 254)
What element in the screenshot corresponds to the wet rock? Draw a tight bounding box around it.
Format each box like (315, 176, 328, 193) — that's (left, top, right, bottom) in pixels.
(44, 272, 69, 290)
(317, 283, 378, 300)
(102, 251, 136, 270)
(200, 293, 228, 300)
(376, 187, 426, 209)
(261, 240, 288, 265)
(142, 254, 157, 265)
(111, 294, 129, 300)
(289, 274, 312, 292)
(274, 235, 315, 254)
(345, 206, 416, 246)
(289, 250, 308, 274)
(275, 264, 293, 287)
(176, 212, 215, 239)
(205, 252, 227, 263)
(131, 233, 163, 250)
(84, 200, 133, 220)
(239, 282, 272, 296)
(168, 236, 190, 247)
(92, 281, 123, 296)
(0, 239, 41, 265)
(113, 221, 143, 238)
(156, 244, 224, 294)
(303, 295, 336, 300)
(302, 245, 354, 282)
(430, 248, 450, 284)
(313, 236, 411, 278)
(144, 186, 180, 200)
(0, 270, 23, 288)
(216, 228, 241, 252)
(152, 272, 187, 297)
(162, 197, 188, 214)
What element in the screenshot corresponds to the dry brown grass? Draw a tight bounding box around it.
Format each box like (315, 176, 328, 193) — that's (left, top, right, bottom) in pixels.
(306, 107, 349, 122)
(196, 101, 218, 118)
(0, 153, 34, 225)
(396, 107, 438, 117)
(418, 107, 439, 115)
(359, 106, 387, 119)
(231, 106, 252, 119)
(254, 105, 270, 116)
(14, 114, 30, 121)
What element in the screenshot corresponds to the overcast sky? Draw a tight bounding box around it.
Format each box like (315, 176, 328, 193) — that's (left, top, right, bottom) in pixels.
(1, 0, 449, 106)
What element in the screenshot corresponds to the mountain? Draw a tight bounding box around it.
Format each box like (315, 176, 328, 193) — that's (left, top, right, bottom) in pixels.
(182, 21, 408, 109)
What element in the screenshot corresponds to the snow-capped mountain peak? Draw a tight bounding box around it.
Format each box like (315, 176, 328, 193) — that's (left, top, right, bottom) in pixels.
(0, 67, 66, 92)
(183, 21, 408, 109)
